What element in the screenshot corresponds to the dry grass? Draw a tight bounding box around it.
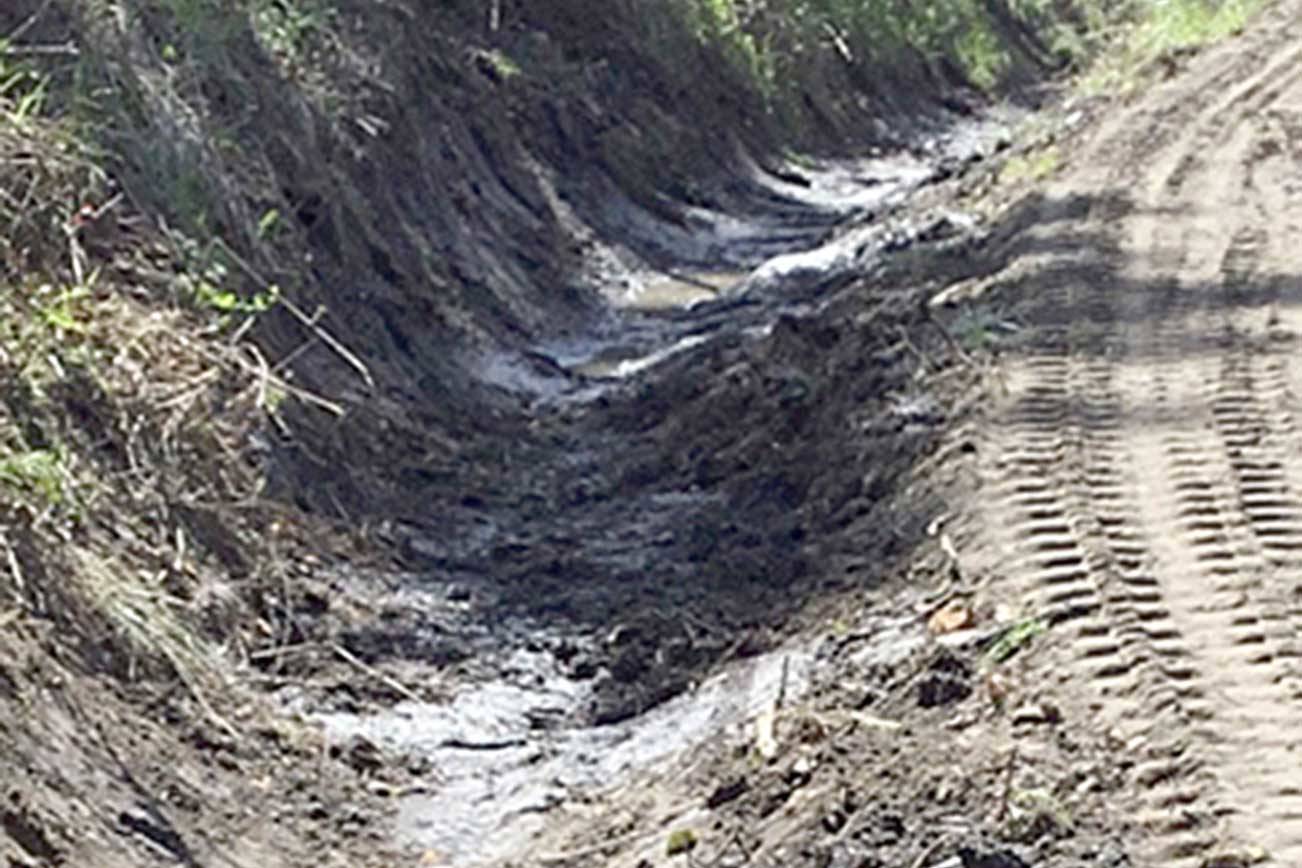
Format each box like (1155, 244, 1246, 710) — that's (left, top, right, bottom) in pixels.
(0, 59, 335, 731)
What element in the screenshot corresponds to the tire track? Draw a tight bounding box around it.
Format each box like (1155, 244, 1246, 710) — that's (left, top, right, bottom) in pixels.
(971, 9, 1302, 864)
(1109, 58, 1302, 864)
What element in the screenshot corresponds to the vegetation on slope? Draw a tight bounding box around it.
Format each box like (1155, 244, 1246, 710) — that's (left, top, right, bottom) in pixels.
(0, 49, 277, 709)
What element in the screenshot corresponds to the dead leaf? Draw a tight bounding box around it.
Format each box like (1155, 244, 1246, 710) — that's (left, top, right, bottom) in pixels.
(927, 603, 973, 634)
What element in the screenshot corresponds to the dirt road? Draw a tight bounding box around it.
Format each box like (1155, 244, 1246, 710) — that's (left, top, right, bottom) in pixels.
(961, 2, 1302, 862)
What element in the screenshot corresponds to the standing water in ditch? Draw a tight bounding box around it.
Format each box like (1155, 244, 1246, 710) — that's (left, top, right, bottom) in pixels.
(315, 116, 1017, 865)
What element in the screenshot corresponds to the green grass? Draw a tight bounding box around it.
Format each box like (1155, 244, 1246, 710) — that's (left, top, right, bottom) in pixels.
(685, 0, 1025, 101)
(1079, 0, 1263, 93)
(999, 145, 1061, 185)
(0, 447, 66, 505)
(983, 617, 1048, 666)
(670, 0, 1266, 128)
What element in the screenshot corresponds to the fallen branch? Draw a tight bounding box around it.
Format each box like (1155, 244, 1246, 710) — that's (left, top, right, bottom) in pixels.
(2, 42, 79, 56)
(214, 238, 375, 390)
(331, 642, 422, 703)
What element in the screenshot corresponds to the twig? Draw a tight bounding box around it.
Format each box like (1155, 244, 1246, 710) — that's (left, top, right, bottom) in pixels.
(910, 837, 947, 868)
(248, 640, 319, 661)
(998, 745, 1019, 822)
(237, 342, 343, 419)
(214, 238, 374, 390)
(278, 293, 375, 390)
(939, 531, 964, 583)
(171, 660, 240, 740)
(330, 642, 422, 703)
(269, 335, 322, 375)
(705, 829, 751, 867)
(897, 326, 936, 373)
(821, 21, 854, 64)
(172, 525, 185, 573)
(67, 231, 85, 286)
(203, 343, 343, 416)
(4, 541, 24, 592)
(1, 43, 79, 57)
(5, 0, 54, 42)
(655, 267, 722, 293)
(438, 737, 527, 751)
(776, 654, 790, 711)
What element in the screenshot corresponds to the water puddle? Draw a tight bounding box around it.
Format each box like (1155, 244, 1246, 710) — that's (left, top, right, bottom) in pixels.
(609, 270, 744, 311)
(393, 115, 1013, 864)
(569, 333, 709, 379)
(316, 613, 925, 865)
(318, 644, 808, 863)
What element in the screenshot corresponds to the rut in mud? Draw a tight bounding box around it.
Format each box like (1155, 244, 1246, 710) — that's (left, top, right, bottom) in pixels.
(957, 3, 1302, 863)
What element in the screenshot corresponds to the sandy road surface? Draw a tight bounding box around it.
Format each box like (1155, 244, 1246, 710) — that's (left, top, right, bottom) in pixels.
(964, 3, 1302, 862)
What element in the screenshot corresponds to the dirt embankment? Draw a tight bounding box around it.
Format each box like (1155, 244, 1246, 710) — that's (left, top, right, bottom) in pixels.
(26, 0, 1059, 520)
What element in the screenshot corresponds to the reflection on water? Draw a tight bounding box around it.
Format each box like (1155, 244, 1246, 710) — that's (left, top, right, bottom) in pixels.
(610, 271, 744, 311)
(571, 333, 709, 379)
(314, 614, 926, 865)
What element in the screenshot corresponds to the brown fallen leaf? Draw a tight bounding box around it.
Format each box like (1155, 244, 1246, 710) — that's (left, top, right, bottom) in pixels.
(927, 603, 974, 634)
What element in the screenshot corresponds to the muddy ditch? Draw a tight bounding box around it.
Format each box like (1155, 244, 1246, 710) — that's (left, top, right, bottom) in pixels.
(272, 107, 1112, 867)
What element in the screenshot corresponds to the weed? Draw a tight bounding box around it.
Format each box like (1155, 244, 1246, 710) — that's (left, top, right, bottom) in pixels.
(665, 828, 699, 856)
(252, 0, 334, 70)
(1077, 0, 1263, 94)
(467, 48, 522, 81)
(983, 617, 1047, 665)
(999, 146, 1061, 184)
(1005, 787, 1072, 842)
(256, 208, 281, 241)
(188, 277, 281, 315)
(0, 448, 66, 505)
(39, 284, 93, 337)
